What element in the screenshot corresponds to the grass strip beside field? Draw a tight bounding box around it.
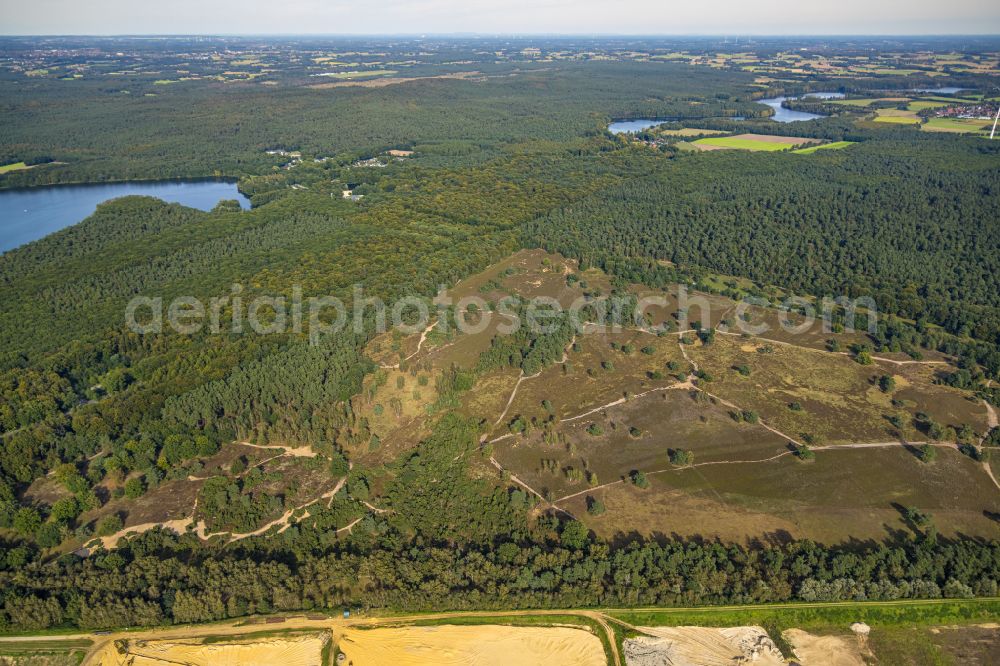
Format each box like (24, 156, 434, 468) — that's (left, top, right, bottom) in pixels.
(0, 637, 92, 662)
(0, 638, 92, 652)
(606, 597, 1000, 631)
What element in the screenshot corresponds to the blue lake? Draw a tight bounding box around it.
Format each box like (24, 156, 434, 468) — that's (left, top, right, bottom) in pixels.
(607, 119, 667, 133)
(759, 91, 843, 122)
(610, 91, 844, 130)
(758, 97, 822, 122)
(0, 179, 249, 253)
(608, 116, 745, 133)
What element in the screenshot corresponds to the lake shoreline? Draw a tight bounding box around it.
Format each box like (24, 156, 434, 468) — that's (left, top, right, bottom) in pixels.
(0, 178, 251, 253)
(0, 174, 244, 194)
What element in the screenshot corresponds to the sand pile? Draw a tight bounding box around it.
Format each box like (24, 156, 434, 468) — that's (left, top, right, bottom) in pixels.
(623, 626, 784, 666)
(337, 624, 605, 666)
(783, 628, 865, 666)
(92, 633, 327, 666)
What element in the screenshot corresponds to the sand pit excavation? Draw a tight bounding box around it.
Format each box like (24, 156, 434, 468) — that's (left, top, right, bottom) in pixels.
(783, 628, 866, 666)
(623, 625, 785, 666)
(92, 632, 329, 666)
(337, 625, 606, 666)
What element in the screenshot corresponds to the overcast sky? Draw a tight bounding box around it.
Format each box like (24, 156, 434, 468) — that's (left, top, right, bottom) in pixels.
(2, 0, 999, 36)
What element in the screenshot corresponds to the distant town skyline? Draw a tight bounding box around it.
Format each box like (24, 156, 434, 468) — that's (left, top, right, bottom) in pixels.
(2, 0, 999, 36)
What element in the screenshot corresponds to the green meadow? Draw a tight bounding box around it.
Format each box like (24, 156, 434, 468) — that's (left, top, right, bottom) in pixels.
(0, 161, 30, 174)
(922, 117, 991, 133)
(693, 136, 796, 151)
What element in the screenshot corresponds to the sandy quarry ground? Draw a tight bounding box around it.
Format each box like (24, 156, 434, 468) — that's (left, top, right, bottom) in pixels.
(337, 624, 606, 666)
(90, 633, 328, 666)
(623, 625, 785, 666)
(783, 628, 866, 666)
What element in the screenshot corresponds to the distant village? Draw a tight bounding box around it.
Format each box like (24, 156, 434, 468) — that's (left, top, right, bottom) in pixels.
(932, 102, 998, 120)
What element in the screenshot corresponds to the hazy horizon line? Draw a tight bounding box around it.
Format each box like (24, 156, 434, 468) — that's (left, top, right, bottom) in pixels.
(2, 32, 999, 39)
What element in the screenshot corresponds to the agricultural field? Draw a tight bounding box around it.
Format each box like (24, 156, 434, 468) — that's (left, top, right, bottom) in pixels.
(922, 116, 992, 133)
(872, 109, 921, 124)
(656, 127, 729, 137)
(692, 134, 820, 151)
(906, 99, 950, 111)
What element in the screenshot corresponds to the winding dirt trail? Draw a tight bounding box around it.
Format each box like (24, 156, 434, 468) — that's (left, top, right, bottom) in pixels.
(228, 475, 349, 541)
(488, 455, 575, 518)
(378, 319, 440, 369)
(498, 330, 998, 507)
(976, 399, 1000, 491)
(983, 400, 998, 433)
(552, 439, 980, 503)
(712, 329, 951, 367)
(238, 442, 318, 458)
(493, 370, 536, 427)
(97, 475, 352, 549)
(491, 337, 576, 429)
(559, 382, 691, 424)
(695, 386, 803, 447)
(562, 398, 1000, 496)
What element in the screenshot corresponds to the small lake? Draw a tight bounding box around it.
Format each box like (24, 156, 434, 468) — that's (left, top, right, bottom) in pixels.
(0, 179, 249, 253)
(608, 119, 666, 133)
(758, 91, 843, 122)
(608, 115, 745, 133)
(758, 97, 822, 122)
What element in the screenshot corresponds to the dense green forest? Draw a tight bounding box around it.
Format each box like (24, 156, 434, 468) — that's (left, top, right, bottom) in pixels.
(1, 37, 999, 631)
(0, 60, 754, 187)
(528, 135, 1000, 358)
